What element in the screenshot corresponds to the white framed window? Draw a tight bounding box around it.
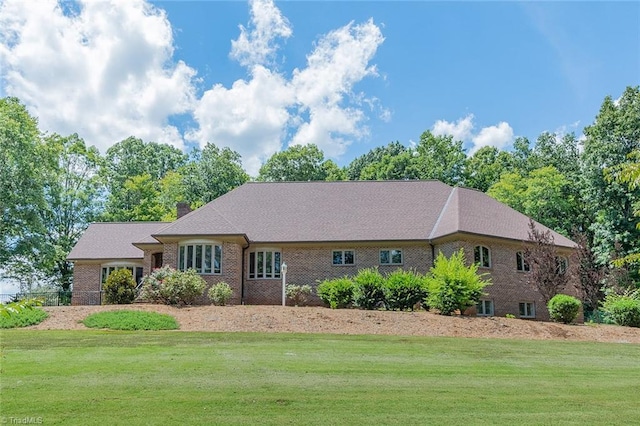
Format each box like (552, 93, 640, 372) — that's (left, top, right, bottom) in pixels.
(249, 250, 281, 279)
(519, 302, 536, 318)
(516, 252, 530, 272)
(474, 245, 491, 268)
(178, 243, 221, 274)
(477, 300, 494, 316)
(380, 249, 403, 265)
(101, 264, 143, 285)
(333, 250, 355, 265)
(556, 256, 568, 275)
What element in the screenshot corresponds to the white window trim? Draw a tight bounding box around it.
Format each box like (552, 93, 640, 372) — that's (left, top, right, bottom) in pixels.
(474, 245, 491, 268)
(332, 249, 355, 266)
(519, 302, 536, 318)
(178, 241, 222, 275)
(556, 256, 568, 275)
(516, 251, 530, 272)
(100, 263, 143, 285)
(379, 249, 403, 266)
(248, 249, 282, 280)
(477, 299, 494, 316)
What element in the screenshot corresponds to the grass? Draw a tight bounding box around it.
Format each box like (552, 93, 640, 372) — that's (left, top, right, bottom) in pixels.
(82, 310, 179, 330)
(1, 332, 639, 424)
(0, 307, 48, 328)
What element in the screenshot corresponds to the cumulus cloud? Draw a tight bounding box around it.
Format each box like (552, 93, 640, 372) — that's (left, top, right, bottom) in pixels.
(190, 3, 385, 174)
(0, 0, 196, 152)
(431, 115, 514, 154)
(1, 0, 384, 175)
(471, 122, 514, 153)
(432, 114, 474, 142)
(230, 0, 292, 68)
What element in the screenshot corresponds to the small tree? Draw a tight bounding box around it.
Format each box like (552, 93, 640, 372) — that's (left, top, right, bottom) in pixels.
(425, 250, 491, 316)
(523, 220, 569, 304)
(103, 269, 137, 304)
(570, 231, 605, 315)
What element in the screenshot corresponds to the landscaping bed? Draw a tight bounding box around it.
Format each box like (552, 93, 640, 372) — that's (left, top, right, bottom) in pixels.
(24, 304, 640, 343)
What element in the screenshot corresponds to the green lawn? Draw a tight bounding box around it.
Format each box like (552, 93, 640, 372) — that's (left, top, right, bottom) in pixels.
(1, 331, 639, 425)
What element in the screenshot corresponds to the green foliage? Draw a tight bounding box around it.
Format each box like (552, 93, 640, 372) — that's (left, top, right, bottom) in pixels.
(353, 268, 386, 310)
(208, 282, 234, 306)
(182, 143, 249, 205)
(463, 146, 513, 192)
(547, 294, 581, 324)
(505, 313, 516, 319)
(0, 306, 48, 328)
(286, 284, 313, 306)
(425, 250, 491, 315)
(139, 267, 206, 306)
(582, 86, 640, 265)
(102, 269, 137, 304)
(413, 131, 466, 185)
(316, 277, 354, 309)
(82, 310, 179, 330)
(0, 298, 43, 318)
(345, 141, 408, 180)
(258, 144, 334, 182)
(601, 291, 640, 327)
(384, 269, 428, 311)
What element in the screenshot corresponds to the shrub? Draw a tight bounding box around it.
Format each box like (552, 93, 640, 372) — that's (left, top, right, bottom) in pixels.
(0, 306, 48, 328)
(103, 269, 137, 304)
(353, 268, 386, 310)
(384, 269, 428, 311)
(425, 250, 491, 316)
(547, 294, 581, 324)
(83, 310, 179, 330)
(286, 284, 312, 306)
(317, 277, 354, 309)
(208, 282, 233, 306)
(601, 292, 640, 328)
(140, 267, 206, 306)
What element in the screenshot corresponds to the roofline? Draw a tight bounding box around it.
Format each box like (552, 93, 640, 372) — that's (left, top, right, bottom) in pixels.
(430, 230, 577, 248)
(243, 179, 446, 185)
(247, 238, 432, 245)
(68, 257, 144, 262)
(151, 233, 250, 244)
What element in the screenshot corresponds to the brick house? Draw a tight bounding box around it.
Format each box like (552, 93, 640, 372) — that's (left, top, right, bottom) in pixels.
(68, 180, 576, 320)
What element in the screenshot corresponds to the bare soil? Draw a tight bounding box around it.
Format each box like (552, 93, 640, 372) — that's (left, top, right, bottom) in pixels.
(22, 304, 640, 344)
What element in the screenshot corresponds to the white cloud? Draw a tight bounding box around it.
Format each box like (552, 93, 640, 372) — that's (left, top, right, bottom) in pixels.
(431, 115, 514, 154)
(190, 3, 385, 174)
(230, 0, 292, 68)
(432, 114, 474, 142)
(1, 0, 384, 175)
(0, 0, 196, 152)
(471, 122, 514, 153)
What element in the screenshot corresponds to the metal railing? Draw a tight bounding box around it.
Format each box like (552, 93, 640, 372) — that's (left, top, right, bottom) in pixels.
(0, 291, 73, 306)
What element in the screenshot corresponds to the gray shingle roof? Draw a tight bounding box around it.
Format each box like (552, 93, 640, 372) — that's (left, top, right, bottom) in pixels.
(69, 181, 575, 261)
(68, 222, 170, 260)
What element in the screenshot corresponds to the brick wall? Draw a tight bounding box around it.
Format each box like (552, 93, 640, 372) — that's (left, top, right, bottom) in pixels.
(435, 238, 580, 322)
(243, 244, 433, 305)
(71, 263, 102, 305)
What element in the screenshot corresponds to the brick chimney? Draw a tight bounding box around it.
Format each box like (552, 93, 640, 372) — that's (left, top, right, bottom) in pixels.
(176, 202, 192, 219)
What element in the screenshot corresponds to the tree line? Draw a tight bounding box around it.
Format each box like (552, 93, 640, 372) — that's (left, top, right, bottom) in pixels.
(1, 86, 639, 297)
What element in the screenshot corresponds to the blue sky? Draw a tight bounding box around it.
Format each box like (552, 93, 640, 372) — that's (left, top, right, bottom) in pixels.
(1, 0, 639, 176)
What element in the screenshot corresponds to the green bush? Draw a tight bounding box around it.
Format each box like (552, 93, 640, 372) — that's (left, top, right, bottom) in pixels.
(208, 282, 233, 306)
(83, 310, 179, 330)
(425, 250, 491, 316)
(601, 292, 640, 328)
(103, 269, 137, 304)
(353, 268, 386, 310)
(140, 267, 206, 306)
(384, 269, 428, 311)
(317, 277, 354, 309)
(0, 306, 48, 328)
(547, 294, 581, 324)
(286, 284, 312, 306)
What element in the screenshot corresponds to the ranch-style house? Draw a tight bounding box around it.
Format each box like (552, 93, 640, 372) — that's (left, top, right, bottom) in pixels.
(68, 180, 577, 320)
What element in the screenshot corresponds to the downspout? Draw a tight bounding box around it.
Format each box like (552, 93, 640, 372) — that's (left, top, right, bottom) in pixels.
(429, 242, 436, 267)
(241, 245, 247, 305)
